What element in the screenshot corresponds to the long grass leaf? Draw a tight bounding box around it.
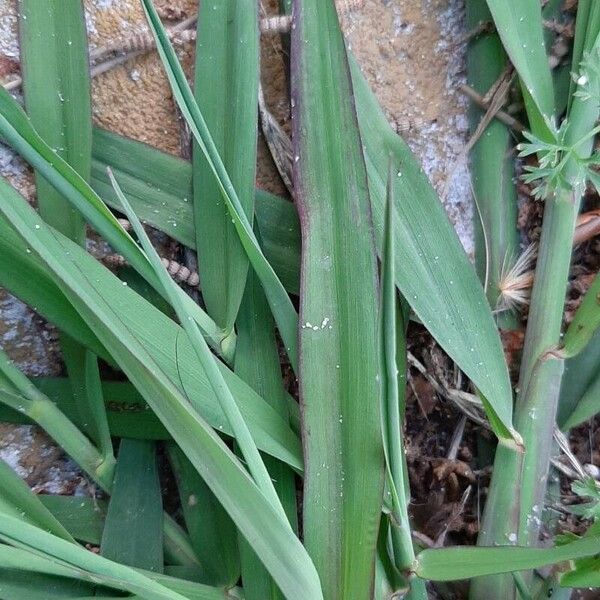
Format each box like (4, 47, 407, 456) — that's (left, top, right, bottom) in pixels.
(0, 522, 187, 600)
(558, 328, 600, 428)
(140, 0, 298, 371)
(101, 439, 164, 572)
(39, 496, 106, 545)
(0, 569, 100, 599)
(0, 223, 107, 358)
(415, 536, 600, 581)
(41, 496, 200, 569)
(291, 2, 384, 597)
(18, 0, 90, 243)
(19, 0, 114, 470)
(379, 166, 425, 599)
(234, 265, 298, 600)
(466, 0, 519, 326)
(167, 445, 239, 586)
(561, 271, 600, 358)
(193, 0, 259, 332)
(482, 0, 555, 137)
(0, 458, 73, 541)
(351, 58, 516, 441)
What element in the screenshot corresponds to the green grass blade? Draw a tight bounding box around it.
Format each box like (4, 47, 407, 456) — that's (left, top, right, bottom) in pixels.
(60, 340, 114, 470)
(291, 2, 384, 598)
(110, 170, 288, 521)
(0, 183, 301, 469)
(19, 0, 90, 243)
(415, 536, 600, 581)
(90, 127, 301, 295)
(0, 566, 237, 600)
(568, 0, 600, 108)
(561, 365, 600, 430)
(0, 459, 73, 542)
(0, 223, 108, 359)
(235, 266, 299, 600)
(0, 569, 101, 599)
(351, 58, 516, 442)
(466, 0, 519, 326)
(561, 271, 600, 358)
(101, 439, 164, 572)
(167, 444, 239, 586)
(379, 166, 425, 599)
(19, 0, 114, 471)
(0, 181, 320, 600)
(482, 0, 555, 137)
(0, 378, 170, 440)
(140, 0, 298, 371)
(162, 514, 201, 569)
(0, 521, 188, 600)
(41, 496, 200, 569)
(558, 328, 600, 428)
(39, 497, 106, 545)
(193, 0, 259, 333)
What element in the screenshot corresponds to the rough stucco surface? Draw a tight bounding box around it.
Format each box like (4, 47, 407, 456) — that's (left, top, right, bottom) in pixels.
(0, 0, 471, 490)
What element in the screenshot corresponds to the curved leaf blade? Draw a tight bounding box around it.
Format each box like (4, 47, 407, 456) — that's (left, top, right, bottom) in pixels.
(351, 59, 516, 440)
(193, 0, 259, 332)
(291, 1, 384, 598)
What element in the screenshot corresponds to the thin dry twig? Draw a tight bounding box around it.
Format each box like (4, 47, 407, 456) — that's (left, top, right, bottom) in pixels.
(443, 67, 515, 200)
(447, 415, 468, 461)
(3, 16, 197, 91)
(574, 208, 600, 245)
(90, 15, 198, 62)
(459, 84, 525, 133)
(258, 84, 294, 195)
(407, 351, 489, 429)
(434, 486, 472, 547)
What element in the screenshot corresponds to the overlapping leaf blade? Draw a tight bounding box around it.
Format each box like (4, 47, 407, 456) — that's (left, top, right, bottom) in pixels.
(19, 0, 115, 474)
(0, 459, 73, 542)
(19, 0, 91, 242)
(101, 439, 164, 572)
(193, 0, 259, 332)
(291, 2, 384, 598)
(90, 127, 301, 295)
(168, 445, 238, 586)
(351, 58, 516, 440)
(0, 520, 186, 600)
(415, 536, 600, 581)
(234, 268, 298, 600)
(561, 271, 600, 358)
